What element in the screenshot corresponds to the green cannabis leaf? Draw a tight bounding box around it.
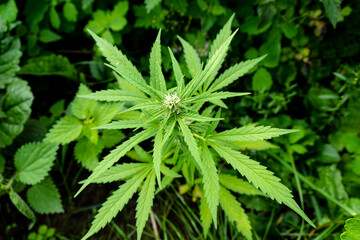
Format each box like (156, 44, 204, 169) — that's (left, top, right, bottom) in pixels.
(77, 14, 314, 240)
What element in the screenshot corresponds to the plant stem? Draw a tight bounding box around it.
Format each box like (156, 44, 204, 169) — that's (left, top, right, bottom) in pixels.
(267, 151, 357, 216)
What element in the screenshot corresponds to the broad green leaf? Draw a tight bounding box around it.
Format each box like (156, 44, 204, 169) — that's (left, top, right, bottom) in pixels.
(201, 145, 219, 225)
(18, 54, 77, 80)
(100, 129, 125, 148)
(208, 140, 315, 227)
(145, 0, 162, 12)
(178, 36, 202, 78)
(219, 174, 263, 196)
(208, 13, 234, 59)
(63, 2, 78, 22)
(88, 30, 160, 99)
(252, 67, 273, 91)
(280, 22, 297, 39)
(200, 195, 212, 237)
(109, 1, 128, 31)
(149, 30, 166, 92)
(208, 125, 297, 142)
(219, 186, 252, 240)
(80, 89, 148, 102)
(178, 118, 204, 171)
(45, 116, 83, 144)
(49, 6, 60, 29)
(0, 79, 33, 148)
(82, 170, 149, 240)
(71, 84, 97, 119)
(168, 47, 185, 95)
(9, 188, 36, 227)
(90, 163, 151, 183)
(94, 120, 144, 130)
(74, 138, 100, 171)
(93, 103, 121, 126)
(39, 29, 61, 43)
(75, 126, 156, 197)
(14, 142, 59, 185)
(26, 178, 63, 214)
(209, 56, 266, 92)
(0, 0, 18, 24)
(259, 26, 281, 68)
(340, 216, 360, 240)
(322, 0, 341, 27)
(136, 171, 156, 240)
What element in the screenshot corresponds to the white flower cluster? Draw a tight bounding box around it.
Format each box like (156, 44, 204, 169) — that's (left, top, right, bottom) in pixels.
(163, 92, 181, 112)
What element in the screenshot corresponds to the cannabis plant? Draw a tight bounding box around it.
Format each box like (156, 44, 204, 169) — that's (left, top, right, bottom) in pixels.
(76, 15, 314, 240)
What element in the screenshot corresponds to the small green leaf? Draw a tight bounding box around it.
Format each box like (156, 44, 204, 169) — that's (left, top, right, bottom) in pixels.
(136, 171, 156, 240)
(39, 29, 62, 43)
(71, 84, 97, 120)
(209, 55, 266, 92)
(219, 174, 263, 196)
(219, 186, 252, 240)
(26, 178, 63, 214)
(340, 216, 360, 240)
(145, 0, 162, 12)
(252, 68, 273, 91)
(63, 2, 78, 22)
(0, 0, 18, 24)
(9, 188, 36, 227)
(200, 195, 212, 237)
(149, 30, 166, 92)
(280, 22, 297, 39)
(74, 138, 100, 171)
(90, 163, 151, 183)
(93, 103, 121, 126)
(49, 6, 61, 29)
(45, 116, 83, 144)
(178, 36, 202, 79)
(80, 90, 148, 102)
(14, 142, 59, 185)
(201, 145, 219, 225)
(322, 0, 341, 28)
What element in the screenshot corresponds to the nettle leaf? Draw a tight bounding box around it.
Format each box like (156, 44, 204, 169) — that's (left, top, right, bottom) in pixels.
(19, 54, 77, 80)
(63, 1, 78, 22)
(9, 188, 36, 227)
(201, 145, 219, 225)
(209, 141, 315, 227)
(74, 138, 101, 171)
(82, 169, 149, 240)
(340, 216, 360, 240)
(322, 0, 341, 28)
(219, 186, 252, 240)
(136, 170, 156, 240)
(219, 174, 263, 196)
(45, 116, 83, 144)
(14, 142, 59, 185)
(145, 0, 162, 12)
(27, 178, 63, 214)
(71, 84, 97, 119)
(0, 79, 33, 147)
(93, 103, 121, 126)
(208, 125, 297, 142)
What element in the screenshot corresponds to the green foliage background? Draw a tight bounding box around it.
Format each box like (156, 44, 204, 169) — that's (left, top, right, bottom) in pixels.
(0, 0, 359, 239)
